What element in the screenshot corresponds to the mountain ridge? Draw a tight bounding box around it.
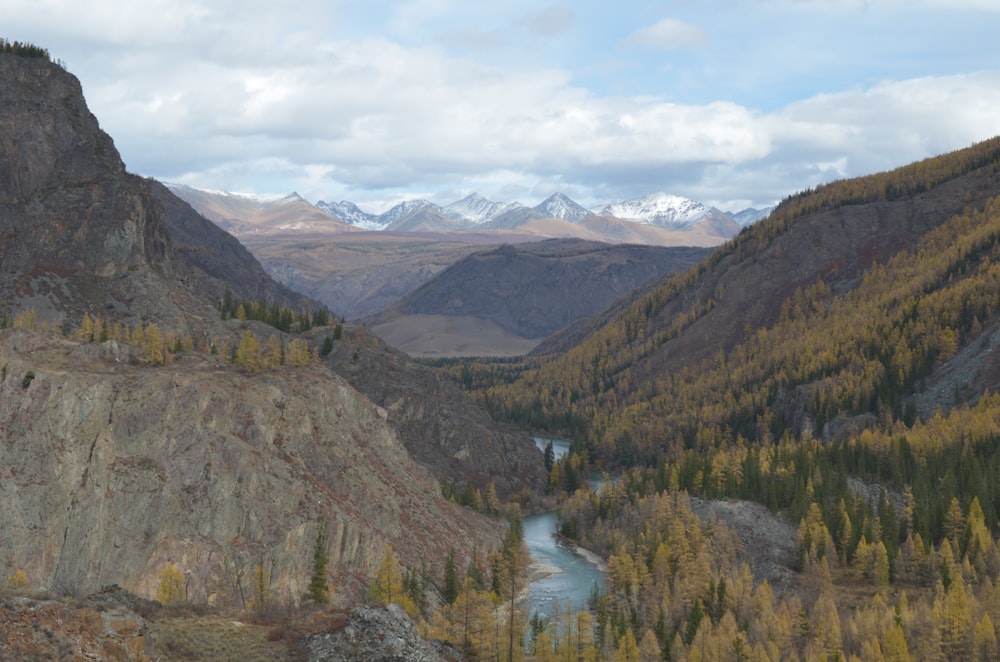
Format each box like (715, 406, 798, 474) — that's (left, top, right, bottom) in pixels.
(171, 181, 769, 241)
(312, 189, 768, 233)
(369, 239, 715, 357)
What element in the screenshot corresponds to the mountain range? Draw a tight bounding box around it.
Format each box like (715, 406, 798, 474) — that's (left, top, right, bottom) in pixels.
(166, 183, 771, 241)
(318, 190, 772, 233)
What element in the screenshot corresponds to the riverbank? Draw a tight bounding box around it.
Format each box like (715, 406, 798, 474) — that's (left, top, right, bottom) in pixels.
(523, 510, 606, 621)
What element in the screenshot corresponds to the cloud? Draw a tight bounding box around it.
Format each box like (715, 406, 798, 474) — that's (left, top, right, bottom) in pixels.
(514, 7, 574, 37)
(8, 0, 1000, 212)
(437, 25, 506, 50)
(94, 29, 1000, 210)
(625, 18, 709, 51)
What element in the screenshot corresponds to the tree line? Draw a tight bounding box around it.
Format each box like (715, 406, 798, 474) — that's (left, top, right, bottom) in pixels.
(0, 38, 50, 60)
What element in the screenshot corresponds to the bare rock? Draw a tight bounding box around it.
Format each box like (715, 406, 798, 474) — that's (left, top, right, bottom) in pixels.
(0, 329, 501, 605)
(301, 604, 451, 662)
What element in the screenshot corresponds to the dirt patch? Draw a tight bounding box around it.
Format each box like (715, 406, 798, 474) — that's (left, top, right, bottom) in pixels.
(373, 314, 542, 358)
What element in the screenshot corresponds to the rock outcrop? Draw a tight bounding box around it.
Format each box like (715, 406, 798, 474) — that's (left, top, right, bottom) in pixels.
(0, 591, 154, 661)
(0, 329, 500, 603)
(0, 53, 307, 329)
(301, 604, 459, 662)
(0, 52, 539, 609)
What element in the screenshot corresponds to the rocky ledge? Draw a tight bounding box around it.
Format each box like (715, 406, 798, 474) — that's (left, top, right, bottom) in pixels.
(301, 603, 462, 662)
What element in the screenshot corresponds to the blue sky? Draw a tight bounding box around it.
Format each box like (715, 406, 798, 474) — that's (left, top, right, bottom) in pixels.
(7, 0, 1000, 213)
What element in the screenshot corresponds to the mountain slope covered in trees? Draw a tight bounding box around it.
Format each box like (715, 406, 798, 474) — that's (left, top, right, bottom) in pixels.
(434, 136, 1000, 660)
(464, 137, 1000, 458)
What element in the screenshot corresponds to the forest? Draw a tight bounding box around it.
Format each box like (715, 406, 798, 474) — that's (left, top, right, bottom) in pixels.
(432, 137, 1000, 659)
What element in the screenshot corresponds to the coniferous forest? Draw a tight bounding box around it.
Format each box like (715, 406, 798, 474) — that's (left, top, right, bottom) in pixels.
(435, 137, 1000, 660)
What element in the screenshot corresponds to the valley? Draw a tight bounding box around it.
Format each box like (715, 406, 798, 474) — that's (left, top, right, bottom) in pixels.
(7, 43, 1000, 662)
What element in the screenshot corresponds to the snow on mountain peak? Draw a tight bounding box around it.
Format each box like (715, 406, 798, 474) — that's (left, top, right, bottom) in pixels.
(597, 192, 708, 228)
(316, 200, 386, 230)
(444, 194, 523, 225)
(534, 193, 595, 224)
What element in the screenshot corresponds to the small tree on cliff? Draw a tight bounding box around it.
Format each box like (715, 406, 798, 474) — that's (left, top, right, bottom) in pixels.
(157, 564, 185, 604)
(369, 544, 419, 616)
(305, 518, 330, 606)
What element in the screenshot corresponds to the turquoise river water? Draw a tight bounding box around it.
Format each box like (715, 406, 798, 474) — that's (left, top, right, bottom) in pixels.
(525, 439, 606, 622)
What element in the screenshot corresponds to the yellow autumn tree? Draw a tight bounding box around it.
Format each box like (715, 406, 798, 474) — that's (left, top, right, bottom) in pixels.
(157, 564, 185, 604)
(234, 330, 261, 372)
(76, 312, 95, 342)
(143, 323, 165, 365)
(264, 334, 282, 368)
(286, 338, 311, 366)
(369, 544, 418, 616)
(5, 569, 29, 591)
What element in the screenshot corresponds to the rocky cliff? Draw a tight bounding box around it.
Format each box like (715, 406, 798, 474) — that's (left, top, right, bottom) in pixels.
(0, 328, 500, 603)
(0, 51, 537, 606)
(0, 53, 307, 329)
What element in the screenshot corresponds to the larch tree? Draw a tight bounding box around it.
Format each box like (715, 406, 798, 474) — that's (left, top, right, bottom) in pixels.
(157, 564, 185, 604)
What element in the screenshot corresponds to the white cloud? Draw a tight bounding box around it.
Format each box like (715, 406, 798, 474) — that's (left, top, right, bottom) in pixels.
(514, 7, 574, 36)
(6, 0, 1000, 211)
(625, 18, 709, 51)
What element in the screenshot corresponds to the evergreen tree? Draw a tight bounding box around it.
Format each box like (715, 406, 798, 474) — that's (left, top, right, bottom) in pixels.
(305, 519, 330, 606)
(444, 548, 459, 604)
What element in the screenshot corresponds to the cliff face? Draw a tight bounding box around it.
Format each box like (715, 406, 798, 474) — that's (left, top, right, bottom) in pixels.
(0, 55, 181, 321)
(0, 54, 307, 327)
(0, 329, 500, 603)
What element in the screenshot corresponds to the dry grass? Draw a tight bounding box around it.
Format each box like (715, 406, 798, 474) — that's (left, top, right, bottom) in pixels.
(373, 313, 542, 358)
(148, 612, 292, 661)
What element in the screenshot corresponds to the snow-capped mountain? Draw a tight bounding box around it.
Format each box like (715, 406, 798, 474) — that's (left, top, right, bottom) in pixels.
(444, 193, 526, 225)
(175, 181, 769, 246)
(316, 200, 384, 230)
(534, 192, 595, 223)
(378, 200, 441, 227)
(597, 193, 709, 229)
(729, 206, 774, 227)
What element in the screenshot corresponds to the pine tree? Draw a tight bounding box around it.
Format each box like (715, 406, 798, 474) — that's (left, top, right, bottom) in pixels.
(77, 313, 95, 342)
(305, 519, 330, 606)
(143, 323, 164, 365)
(484, 480, 500, 516)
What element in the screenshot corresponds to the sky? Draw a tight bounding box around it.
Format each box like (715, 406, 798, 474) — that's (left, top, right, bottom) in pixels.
(7, 0, 1000, 213)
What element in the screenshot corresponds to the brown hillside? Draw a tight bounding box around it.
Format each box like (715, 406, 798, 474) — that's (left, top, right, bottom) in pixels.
(477, 137, 1000, 461)
(372, 239, 714, 347)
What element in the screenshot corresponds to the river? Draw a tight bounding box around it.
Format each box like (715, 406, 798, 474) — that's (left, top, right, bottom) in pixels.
(525, 438, 606, 623)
